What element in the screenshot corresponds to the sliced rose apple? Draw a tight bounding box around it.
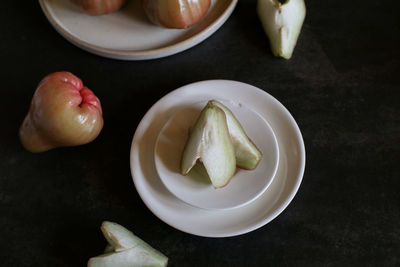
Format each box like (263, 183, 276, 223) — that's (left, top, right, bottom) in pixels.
(181, 101, 236, 188)
(100, 221, 165, 259)
(88, 247, 167, 267)
(257, 0, 306, 59)
(88, 221, 168, 267)
(210, 100, 262, 170)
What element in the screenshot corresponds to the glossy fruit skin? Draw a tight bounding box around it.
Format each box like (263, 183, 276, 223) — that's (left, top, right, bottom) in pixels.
(19, 72, 103, 153)
(142, 0, 211, 29)
(73, 0, 127, 15)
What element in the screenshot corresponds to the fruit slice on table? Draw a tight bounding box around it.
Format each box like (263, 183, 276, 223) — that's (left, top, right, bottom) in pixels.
(88, 221, 168, 267)
(88, 247, 167, 267)
(101, 221, 166, 258)
(181, 101, 236, 188)
(210, 100, 262, 170)
(257, 0, 306, 59)
(19, 72, 103, 153)
(142, 0, 211, 29)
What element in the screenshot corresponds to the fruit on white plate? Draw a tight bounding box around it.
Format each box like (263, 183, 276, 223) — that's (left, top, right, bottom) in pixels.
(19, 72, 103, 153)
(142, 0, 211, 29)
(88, 221, 168, 267)
(71, 0, 127, 15)
(181, 101, 236, 188)
(257, 0, 306, 59)
(210, 100, 262, 170)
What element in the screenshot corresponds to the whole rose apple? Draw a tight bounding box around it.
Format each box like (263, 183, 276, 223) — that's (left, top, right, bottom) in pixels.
(19, 72, 104, 153)
(142, 0, 211, 29)
(72, 0, 127, 15)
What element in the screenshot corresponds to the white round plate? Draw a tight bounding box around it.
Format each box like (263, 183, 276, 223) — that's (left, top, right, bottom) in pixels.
(39, 0, 238, 60)
(154, 100, 279, 210)
(130, 80, 305, 237)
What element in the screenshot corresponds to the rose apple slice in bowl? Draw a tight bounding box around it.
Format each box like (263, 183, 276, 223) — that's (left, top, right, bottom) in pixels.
(154, 99, 279, 210)
(180, 101, 237, 189)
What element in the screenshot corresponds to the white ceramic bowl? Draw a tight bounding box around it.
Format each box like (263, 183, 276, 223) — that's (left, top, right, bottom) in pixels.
(39, 0, 238, 60)
(154, 100, 279, 210)
(130, 80, 306, 237)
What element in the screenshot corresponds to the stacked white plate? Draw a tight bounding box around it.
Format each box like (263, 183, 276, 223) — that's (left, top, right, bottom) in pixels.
(39, 0, 238, 60)
(154, 99, 280, 211)
(130, 80, 306, 237)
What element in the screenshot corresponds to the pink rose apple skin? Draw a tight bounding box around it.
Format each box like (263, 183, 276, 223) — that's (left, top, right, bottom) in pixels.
(72, 0, 127, 16)
(19, 72, 104, 153)
(142, 0, 211, 29)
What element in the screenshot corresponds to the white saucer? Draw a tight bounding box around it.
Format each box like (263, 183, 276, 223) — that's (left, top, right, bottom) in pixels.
(39, 0, 238, 60)
(154, 100, 279, 210)
(130, 80, 305, 237)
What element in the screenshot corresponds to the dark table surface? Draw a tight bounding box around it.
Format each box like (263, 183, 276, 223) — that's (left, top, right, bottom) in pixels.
(1, 0, 399, 266)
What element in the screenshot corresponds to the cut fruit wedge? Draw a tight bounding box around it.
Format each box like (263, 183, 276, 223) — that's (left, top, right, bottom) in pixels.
(210, 100, 262, 170)
(181, 101, 236, 188)
(101, 221, 159, 253)
(88, 247, 167, 267)
(257, 0, 306, 59)
(88, 221, 168, 267)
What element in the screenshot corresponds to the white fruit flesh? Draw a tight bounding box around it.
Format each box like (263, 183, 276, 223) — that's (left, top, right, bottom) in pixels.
(100, 221, 167, 264)
(257, 0, 306, 59)
(101, 221, 146, 252)
(88, 247, 167, 267)
(210, 101, 262, 170)
(181, 102, 236, 188)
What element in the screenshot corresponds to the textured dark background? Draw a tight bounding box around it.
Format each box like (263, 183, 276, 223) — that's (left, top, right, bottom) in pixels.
(1, 0, 399, 266)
